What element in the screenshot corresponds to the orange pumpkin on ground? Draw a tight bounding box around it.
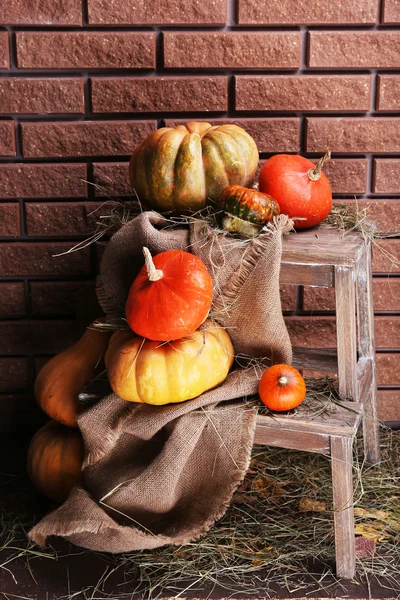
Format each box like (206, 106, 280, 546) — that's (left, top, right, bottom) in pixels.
(126, 247, 213, 342)
(105, 321, 234, 405)
(129, 121, 259, 213)
(35, 320, 112, 427)
(258, 364, 306, 411)
(27, 420, 84, 503)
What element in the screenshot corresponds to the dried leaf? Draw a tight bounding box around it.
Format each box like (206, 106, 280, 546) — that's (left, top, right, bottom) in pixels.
(299, 497, 327, 513)
(355, 536, 377, 558)
(251, 476, 285, 501)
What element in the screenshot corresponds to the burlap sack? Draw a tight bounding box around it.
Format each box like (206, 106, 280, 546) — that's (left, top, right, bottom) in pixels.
(29, 210, 293, 552)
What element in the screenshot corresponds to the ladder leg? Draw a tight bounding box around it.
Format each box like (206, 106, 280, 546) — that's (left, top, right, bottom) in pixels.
(331, 436, 356, 580)
(335, 265, 358, 400)
(356, 243, 380, 464)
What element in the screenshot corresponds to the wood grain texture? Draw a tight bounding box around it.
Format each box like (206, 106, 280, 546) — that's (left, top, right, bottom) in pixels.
(256, 401, 362, 437)
(253, 426, 330, 454)
(331, 435, 356, 580)
(356, 242, 381, 464)
(335, 265, 358, 401)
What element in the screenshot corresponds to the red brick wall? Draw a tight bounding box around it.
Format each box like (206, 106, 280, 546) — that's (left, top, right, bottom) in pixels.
(0, 0, 399, 428)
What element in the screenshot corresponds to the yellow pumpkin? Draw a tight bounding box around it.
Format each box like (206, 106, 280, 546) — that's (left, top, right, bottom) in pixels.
(105, 321, 234, 405)
(27, 420, 84, 503)
(129, 121, 259, 213)
(35, 320, 112, 427)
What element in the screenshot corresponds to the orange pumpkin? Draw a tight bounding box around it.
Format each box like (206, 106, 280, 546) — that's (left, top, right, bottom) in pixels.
(126, 247, 213, 342)
(35, 320, 112, 427)
(129, 121, 259, 213)
(259, 152, 332, 229)
(258, 364, 306, 411)
(27, 420, 84, 503)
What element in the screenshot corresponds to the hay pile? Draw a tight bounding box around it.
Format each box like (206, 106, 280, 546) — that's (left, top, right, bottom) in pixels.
(1, 379, 399, 598)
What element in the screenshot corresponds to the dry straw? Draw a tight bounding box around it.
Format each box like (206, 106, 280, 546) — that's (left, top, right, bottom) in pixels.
(1, 379, 399, 599)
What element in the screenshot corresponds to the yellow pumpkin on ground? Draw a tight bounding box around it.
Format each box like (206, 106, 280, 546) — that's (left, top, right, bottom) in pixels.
(27, 420, 85, 503)
(35, 320, 112, 427)
(129, 121, 259, 213)
(105, 321, 234, 405)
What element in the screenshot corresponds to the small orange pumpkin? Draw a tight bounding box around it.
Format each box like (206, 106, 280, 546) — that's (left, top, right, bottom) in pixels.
(258, 364, 306, 411)
(126, 247, 213, 342)
(27, 420, 85, 503)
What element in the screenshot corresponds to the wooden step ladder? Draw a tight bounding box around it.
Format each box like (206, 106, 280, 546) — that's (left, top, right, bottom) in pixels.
(255, 224, 380, 580)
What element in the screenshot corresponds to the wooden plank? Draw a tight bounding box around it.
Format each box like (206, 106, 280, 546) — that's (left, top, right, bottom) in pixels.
(356, 244, 381, 461)
(355, 242, 380, 464)
(280, 262, 333, 287)
(292, 347, 337, 373)
(357, 357, 373, 399)
(356, 241, 375, 358)
(282, 225, 365, 267)
(254, 426, 330, 454)
(331, 436, 356, 580)
(256, 401, 363, 437)
(335, 265, 358, 401)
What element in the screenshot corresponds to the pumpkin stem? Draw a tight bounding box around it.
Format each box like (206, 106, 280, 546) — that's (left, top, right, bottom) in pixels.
(307, 149, 331, 182)
(278, 375, 289, 386)
(142, 247, 163, 282)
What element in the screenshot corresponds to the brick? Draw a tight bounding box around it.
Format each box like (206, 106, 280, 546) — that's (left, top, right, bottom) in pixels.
(303, 287, 334, 312)
(30, 281, 95, 315)
(285, 315, 400, 349)
(25, 202, 109, 236)
(93, 162, 131, 197)
(308, 31, 400, 69)
(0, 283, 25, 316)
(285, 316, 337, 348)
(21, 120, 156, 158)
(0, 78, 84, 114)
(0, 243, 90, 277)
(91, 77, 228, 113)
(306, 118, 400, 153)
(0, 122, 15, 157)
(280, 285, 296, 312)
(165, 118, 300, 153)
(0, 31, 9, 68)
(0, 394, 44, 431)
(164, 32, 300, 70)
(238, 0, 378, 24)
(372, 239, 400, 273)
(350, 199, 400, 235)
(377, 76, 400, 112)
(375, 316, 400, 348)
(0, 0, 82, 25)
(0, 164, 87, 199)
(303, 278, 400, 312)
(236, 75, 371, 112)
(373, 278, 400, 311)
(324, 159, 367, 194)
(17, 32, 155, 70)
(329, 199, 400, 235)
(377, 354, 400, 386)
(0, 320, 79, 355)
(0, 358, 29, 392)
(34, 356, 50, 376)
(0, 204, 20, 237)
(374, 159, 400, 194)
(88, 0, 227, 25)
(383, 0, 400, 23)
(378, 390, 400, 422)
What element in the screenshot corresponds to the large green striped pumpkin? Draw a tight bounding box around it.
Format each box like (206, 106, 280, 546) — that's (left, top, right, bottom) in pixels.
(129, 122, 259, 213)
